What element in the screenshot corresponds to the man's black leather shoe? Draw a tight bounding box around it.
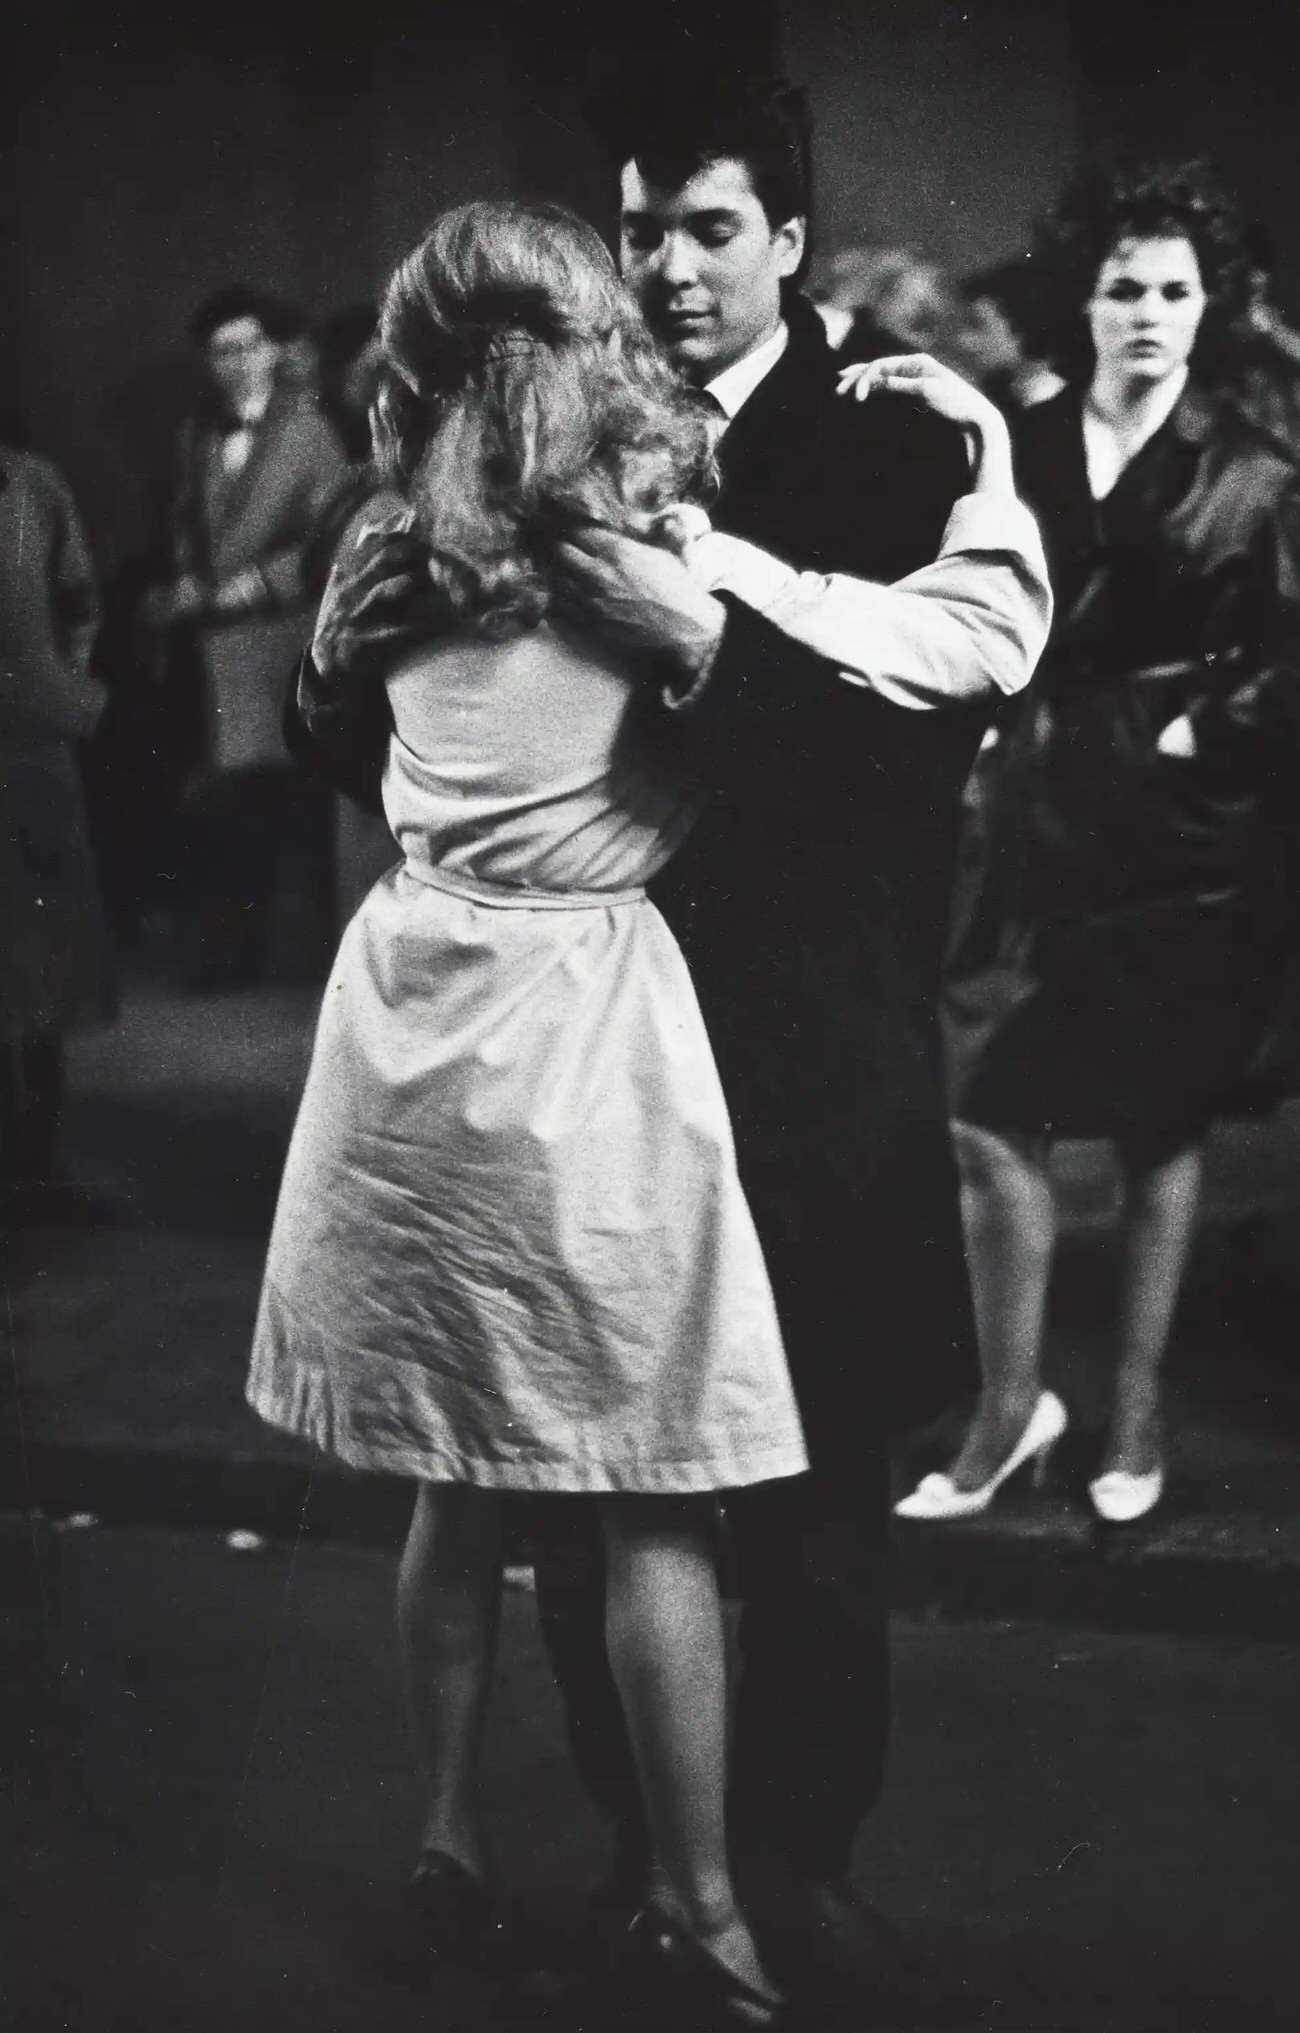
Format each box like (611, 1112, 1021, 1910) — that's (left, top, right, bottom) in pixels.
(736, 1866, 979, 2027)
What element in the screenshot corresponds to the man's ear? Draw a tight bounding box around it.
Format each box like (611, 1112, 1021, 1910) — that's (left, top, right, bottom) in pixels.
(773, 215, 807, 281)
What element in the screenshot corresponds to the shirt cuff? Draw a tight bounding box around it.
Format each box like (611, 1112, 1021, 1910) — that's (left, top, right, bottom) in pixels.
(938, 492, 1043, 561)
(689, 529, 802, 609)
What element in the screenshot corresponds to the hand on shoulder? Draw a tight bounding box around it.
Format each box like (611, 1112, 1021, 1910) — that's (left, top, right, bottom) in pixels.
(312, 509, 440, 683)
(552, 523, 726, 683)
(836, 354, 1013, 495)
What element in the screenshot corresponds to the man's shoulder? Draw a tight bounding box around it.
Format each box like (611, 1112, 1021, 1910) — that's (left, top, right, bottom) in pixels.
(748, 316, 967, 483)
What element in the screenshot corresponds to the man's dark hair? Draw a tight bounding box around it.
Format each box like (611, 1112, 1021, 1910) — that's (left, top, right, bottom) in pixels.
(587, 65, 813, 276)
(189, 286, 304, 347)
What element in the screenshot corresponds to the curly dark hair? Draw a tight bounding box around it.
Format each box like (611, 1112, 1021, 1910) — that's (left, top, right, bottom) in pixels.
(371, 200, 714, 635)
(1027, 155, 1255, 387)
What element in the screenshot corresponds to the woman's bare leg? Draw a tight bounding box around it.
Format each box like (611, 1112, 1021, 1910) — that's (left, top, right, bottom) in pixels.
(600, 1495, 777, 2005)
(396, 1483, 506, 1878)
(947, 1121, 1057, 1489)
(1106, 1140, 1203, 1474)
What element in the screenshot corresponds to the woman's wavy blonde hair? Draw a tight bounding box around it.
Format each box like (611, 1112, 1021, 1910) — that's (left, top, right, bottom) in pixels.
(372, 200, 715, 634)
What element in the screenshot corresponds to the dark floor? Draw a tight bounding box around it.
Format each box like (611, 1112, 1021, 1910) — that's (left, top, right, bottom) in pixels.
(5, 1515, 1298, 2033)
(6, 975, 1299, 2028)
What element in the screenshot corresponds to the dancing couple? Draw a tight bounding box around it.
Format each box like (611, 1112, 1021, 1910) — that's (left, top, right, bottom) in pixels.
(248, 71, 1050, 2027)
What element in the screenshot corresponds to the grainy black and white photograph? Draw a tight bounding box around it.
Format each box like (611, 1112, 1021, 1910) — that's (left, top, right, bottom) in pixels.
(4, 3, 1299, 2028)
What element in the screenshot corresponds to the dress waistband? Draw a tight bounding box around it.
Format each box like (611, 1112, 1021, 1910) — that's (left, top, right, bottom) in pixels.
(402, 858, 646, 912)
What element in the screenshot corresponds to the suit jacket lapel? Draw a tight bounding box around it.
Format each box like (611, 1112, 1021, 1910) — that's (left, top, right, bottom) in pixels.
(716, 327, 822, 521)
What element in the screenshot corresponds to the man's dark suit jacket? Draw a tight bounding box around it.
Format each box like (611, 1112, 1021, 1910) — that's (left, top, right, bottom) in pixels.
(653, 297, 983, 1450)
(292, 297, 983, 1452)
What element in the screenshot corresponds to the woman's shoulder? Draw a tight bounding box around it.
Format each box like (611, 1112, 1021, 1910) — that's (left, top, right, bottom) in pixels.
(1180, 387, 1300, 524)
(1204, 391, 1300, 484)
(1010, 385, 1079, 463)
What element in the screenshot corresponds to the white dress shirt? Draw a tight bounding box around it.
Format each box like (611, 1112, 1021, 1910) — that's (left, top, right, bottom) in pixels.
(220, 396, 271, 479)
(703, 322, 789, 423)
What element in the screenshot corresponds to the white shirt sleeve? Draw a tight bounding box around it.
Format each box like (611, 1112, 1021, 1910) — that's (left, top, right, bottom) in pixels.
(686, 495, 1053, 710)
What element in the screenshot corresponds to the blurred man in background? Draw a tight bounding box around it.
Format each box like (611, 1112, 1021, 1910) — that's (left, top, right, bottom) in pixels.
(144, 287, 347, 989)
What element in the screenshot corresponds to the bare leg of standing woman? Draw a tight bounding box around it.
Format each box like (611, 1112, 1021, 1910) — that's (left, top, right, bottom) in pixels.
(1105, 1140, 1203, 1476)
(600, 1495, 779, 2010)
(397, 1483, 505, 1884)
(946, 1122, 1057, 1490)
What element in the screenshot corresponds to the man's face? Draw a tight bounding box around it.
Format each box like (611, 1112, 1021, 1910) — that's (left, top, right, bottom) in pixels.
(206, 315, 280, 413)
(619, 157, 805, 384)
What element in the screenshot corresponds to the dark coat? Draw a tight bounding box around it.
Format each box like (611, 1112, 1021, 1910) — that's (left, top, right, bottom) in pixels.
(290, 300, 978, 1447)
(0, 450, 106, 1039)
(947, 384, 1300, 1153)
(651, 299, 980, 1448)
(170, 385, 347, 774)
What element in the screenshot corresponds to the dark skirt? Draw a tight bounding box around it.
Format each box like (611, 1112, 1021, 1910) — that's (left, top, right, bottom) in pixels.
(944, 717, 1299, 1159)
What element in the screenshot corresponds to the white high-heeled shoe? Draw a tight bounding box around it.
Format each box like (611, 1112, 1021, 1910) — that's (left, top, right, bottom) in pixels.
(1087, 1465, 1165, 1524)
(894, 1391, 1068, 1520)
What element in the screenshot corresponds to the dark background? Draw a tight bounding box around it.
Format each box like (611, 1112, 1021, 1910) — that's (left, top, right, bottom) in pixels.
(3, 0, 1299, 565)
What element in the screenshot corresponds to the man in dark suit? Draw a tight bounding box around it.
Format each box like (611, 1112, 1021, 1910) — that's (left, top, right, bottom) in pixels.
(533, 74, 985, 2007)
(298, 73, 1021, 2013)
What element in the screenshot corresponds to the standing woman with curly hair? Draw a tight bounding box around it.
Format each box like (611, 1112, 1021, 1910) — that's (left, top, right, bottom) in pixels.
(898, 159, 1300, 1527)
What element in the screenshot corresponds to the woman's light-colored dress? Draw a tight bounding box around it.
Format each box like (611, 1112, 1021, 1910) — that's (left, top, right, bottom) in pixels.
(248, 618, 808, 1492)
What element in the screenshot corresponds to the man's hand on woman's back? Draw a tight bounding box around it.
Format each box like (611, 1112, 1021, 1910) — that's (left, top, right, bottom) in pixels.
(311, 519, 442, 684)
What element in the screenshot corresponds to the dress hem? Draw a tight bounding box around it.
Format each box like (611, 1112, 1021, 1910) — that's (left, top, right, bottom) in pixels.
(246, 1371, 808, 1494)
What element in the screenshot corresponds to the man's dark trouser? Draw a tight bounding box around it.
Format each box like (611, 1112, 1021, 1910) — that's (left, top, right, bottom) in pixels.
(183, 764, 334, 986)
(532, 1451, 891, 1882)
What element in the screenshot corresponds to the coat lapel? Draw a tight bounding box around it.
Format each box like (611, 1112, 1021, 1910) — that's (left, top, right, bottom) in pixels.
(714, 309, 830, 556)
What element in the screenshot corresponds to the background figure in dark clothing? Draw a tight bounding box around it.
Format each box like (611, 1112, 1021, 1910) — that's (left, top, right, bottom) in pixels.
(296, 305, 399, 929)
(902, 157, 1300, 1531)
(805, 243, 960, 366)
(142, 287, 348, 989)
(312, 304, 382, 464)
(953, 256, 1065, 414)
(0, 447, 107, 1219)
(299, 68, 1008, 2018)
(1227, 228, 1300, 456)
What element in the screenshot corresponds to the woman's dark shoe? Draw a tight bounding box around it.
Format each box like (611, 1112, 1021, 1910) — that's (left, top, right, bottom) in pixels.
(625, 1905, 784, 2029)
(505, 1903, 782, 2029)
(404, 1848, 498, 1967)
